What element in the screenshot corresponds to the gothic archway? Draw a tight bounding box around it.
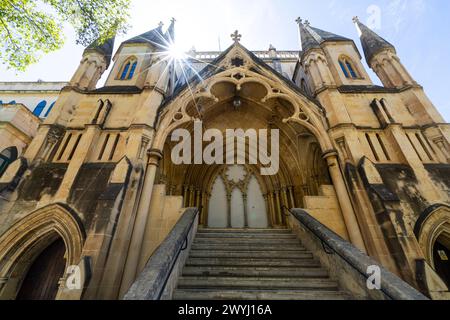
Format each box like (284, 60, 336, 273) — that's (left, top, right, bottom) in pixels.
(0, 204, 85, 299)
(149, 46, 338, 230)
(415, 205, 450, 287)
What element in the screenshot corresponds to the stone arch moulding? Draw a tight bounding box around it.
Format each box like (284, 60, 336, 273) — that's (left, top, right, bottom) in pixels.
(414, 204, 450, 266)
(151, 64, 334, 154)
(0, 203, 85, 299)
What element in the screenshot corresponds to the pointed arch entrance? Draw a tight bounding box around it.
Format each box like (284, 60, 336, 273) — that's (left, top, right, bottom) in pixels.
(16, 238, 66, 300)
(146, 44, 365, 248)
(0, 204, 85, 300)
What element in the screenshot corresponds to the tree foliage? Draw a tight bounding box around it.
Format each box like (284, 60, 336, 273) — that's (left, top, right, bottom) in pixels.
(0, 0, 130, 71)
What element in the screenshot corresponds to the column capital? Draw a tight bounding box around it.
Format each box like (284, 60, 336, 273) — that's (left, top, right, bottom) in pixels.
(147, 148, 163, 166)
(322, 149, 339, 160)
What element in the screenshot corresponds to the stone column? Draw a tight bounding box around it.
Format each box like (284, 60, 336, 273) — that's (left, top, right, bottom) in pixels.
(267, 192, 276, 227)
(323, 151, 366, 252)
(274, 190, 282, 226)
(243, 193, 249, 228)
(281, 187, 290, 224)
(263, 194, 273, 227)
(202, 192, 210, 226)
(288, 186, 296, 208)
(120, 149, 162, 295)
(182, 185, 189, 207)
(226, 194, 232, 228)
(195, 189, 201, 208)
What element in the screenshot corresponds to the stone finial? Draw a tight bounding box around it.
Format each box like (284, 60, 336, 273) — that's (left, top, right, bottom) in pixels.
(304, 20, 310, 27)
(171, 17, 176, 24)
(352, 16, 360, 23)
(295, 17, 303, 25)
(231, 30, 242, 43)
(158, 21, 164, 28)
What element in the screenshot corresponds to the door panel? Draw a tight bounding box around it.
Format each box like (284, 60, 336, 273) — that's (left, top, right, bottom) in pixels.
(17, 238, 66, 300)
(247, 175, 269, 228)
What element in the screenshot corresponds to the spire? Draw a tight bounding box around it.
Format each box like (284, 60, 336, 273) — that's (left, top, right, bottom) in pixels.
(84, 36, 115, 68)
(353, 16, 396, 64)
(123, 22, 167, 49)
(296, 18, 320, 52)
(165, 17, 176, 43)
(296, 18, 352, 53)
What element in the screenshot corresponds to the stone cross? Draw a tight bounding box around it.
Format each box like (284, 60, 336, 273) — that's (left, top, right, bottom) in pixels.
(352, 16, 360, 23)
(295, 17, 302, 25)
(171, 17, 176, 24)
(158, 21, 164, 28)
(231, 30, 242, 43)
(304, 20, 310, 27)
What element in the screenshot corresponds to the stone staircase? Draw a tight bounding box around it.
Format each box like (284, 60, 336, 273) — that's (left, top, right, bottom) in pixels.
(173, 228, 351, 300)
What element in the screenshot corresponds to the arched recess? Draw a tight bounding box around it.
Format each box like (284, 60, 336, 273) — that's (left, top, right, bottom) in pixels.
(415, 205, 450, 270)
(150, 48, 338, 230)
(0, 203, 85, 299)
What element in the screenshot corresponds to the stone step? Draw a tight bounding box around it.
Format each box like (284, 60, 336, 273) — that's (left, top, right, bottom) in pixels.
(178, 276, 339, 290)
(195, 233, 297, 240)
(173, 289, 349, 300)
(193, 238, 302, 245)
(191, 243, 307, 252)
(182, 266, 329, 278)
(186, 257, 321, 268)
(197, 228, 292, 234)
(188, 250, 313, 259)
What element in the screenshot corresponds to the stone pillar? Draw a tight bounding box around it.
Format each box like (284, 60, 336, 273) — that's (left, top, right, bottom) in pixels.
(263, 194, 273, 227)
(323, 151, 366, 252)
(189, 186, 195, 207)
(195, 189, 201, 208)
(183, 185, 189, 207)
(288, 186, 296, 208)
(226, 194, 232, 228)
(274, 190, 282, 226)
(281, 187, 290, 224)
(267, 192, 276, 227)
(202, 192, 210, 226)
(120, 149, 162, 297)
(243, 193, 249, 228)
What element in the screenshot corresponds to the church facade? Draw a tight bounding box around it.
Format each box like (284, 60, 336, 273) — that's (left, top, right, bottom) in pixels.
(0, 17, 449, 300)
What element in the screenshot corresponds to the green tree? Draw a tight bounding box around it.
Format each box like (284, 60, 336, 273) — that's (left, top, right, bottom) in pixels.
(0, 0, 130, 71)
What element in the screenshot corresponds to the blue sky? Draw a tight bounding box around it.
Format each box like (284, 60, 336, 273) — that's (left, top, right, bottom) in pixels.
(1, 0, 449, 120)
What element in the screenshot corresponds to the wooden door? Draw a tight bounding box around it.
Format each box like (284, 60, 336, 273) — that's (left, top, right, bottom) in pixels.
(16, 238, 66, 300)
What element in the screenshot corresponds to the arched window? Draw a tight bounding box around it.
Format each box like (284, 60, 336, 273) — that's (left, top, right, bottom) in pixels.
(338, 56, 359, 79)
(33, 100, 47, 117)
(119, 58, 138, 80)
(0, 146, 18, 177)
(44, 102, 56, 118)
